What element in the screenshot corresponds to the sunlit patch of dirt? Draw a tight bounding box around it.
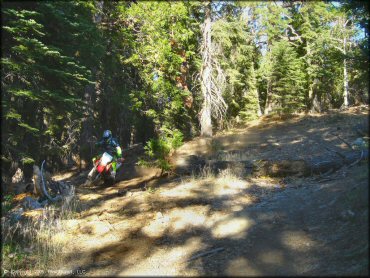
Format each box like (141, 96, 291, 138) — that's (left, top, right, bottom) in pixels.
(119, 237, 206, 276)
(52, 168, 81, 181)
(280, 230, 316, 251)
(226, 257, 262, 276)
(79, 193, 103, 202)
(175, 138, 212, 157)
(212, 217, 254, 239)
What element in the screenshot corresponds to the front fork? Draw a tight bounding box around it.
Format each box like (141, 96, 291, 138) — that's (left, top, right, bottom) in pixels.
(88, 166, 96, 179)
(88, 157, 99, 179)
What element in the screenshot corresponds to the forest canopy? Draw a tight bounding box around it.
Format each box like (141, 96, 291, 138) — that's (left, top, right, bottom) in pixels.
(1, 1, 368, 182)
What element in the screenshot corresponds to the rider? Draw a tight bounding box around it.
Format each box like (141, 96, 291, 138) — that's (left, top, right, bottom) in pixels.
(90, 130, 123, 180)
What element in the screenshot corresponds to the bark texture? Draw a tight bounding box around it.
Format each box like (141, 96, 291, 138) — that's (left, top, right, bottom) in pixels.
(199, 0, 227, 137)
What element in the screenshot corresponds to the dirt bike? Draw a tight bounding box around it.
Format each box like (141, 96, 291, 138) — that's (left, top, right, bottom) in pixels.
(87, 152, 124, 186)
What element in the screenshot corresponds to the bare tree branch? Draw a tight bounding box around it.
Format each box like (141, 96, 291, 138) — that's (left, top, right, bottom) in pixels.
(199, 2, 227, 136)
(287, 24, 302, 43)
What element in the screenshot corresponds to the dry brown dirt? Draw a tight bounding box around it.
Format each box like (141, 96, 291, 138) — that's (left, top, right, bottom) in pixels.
(53, 106, 368, 276)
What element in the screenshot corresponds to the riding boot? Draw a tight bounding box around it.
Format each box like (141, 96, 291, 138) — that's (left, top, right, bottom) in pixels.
(111, 171, 116, 180)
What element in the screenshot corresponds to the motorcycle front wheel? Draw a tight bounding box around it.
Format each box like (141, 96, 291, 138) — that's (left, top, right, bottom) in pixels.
(86, 169, 101, 187)
(103, 175, 115, 186)
(91, 173, 102, 186)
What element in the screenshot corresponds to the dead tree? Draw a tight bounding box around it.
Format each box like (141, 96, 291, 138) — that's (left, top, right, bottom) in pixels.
(199, 0, 227, 137)
(32, 161, 74, 203)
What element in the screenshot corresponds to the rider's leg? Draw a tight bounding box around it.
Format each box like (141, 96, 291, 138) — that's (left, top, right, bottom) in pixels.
(111, 161, 117, 179)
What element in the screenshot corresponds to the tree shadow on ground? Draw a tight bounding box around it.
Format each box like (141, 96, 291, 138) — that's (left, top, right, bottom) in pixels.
(65, 109, 368, 275)
(69, 162, 368, 276)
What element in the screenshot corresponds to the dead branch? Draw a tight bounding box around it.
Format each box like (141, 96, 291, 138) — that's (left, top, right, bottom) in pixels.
(186, 247, 225, 262)
(323, 146, 346, 159)
(310, 138, 346, 159)
(32, 165, 43, 196)
(209, 43, 227, 120)
(286, 24, 302, 43)
(313, 168, 334, 180)
(317, 176, 343, 183)
(199, 11, 228, 128)
(330, 131, 354, 150)
(348, 150, 364, 167)
(40, 160, 62, 203)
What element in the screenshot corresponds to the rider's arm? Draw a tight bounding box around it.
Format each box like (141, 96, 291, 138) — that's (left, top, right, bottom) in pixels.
(111, 138, 122, 158)
(116, 146, 122, 158)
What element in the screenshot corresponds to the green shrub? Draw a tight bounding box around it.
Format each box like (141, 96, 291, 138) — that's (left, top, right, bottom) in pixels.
(2, 242, 27, 271)
(2, 194, 15, 214)
(139, 128, 183, 173)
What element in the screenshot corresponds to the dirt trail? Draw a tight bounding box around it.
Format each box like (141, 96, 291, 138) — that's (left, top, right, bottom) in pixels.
(55, 106, 368, 276)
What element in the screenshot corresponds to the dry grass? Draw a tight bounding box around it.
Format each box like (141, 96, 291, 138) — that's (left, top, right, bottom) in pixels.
(2, 191, 80, 275)
(216, 151, 250, 162)
(182, 165, 249, 196)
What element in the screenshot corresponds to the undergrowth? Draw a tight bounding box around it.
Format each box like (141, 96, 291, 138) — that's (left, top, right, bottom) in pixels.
(138, 128, 183, 173)
(1, 193, 80, 275)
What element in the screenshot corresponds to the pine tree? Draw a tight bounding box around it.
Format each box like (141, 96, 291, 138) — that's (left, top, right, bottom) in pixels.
(124, 1, 197, 139)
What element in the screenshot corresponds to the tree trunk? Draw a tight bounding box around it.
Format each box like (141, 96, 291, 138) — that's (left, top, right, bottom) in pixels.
(256, 94, 262, 117)
(200, 0, 213, 137)
(80, 78, 96, 169)
(130, 125, 135, 147)
(306, 42, 315, 113)
(308, 82, 314, 110)
(264, 79, 272, 115)
(310, 77, 321, 113)
(79, 2, 104, 169)
(252, 65, 262, 117)
(200, 98, 212, 137)
(256, 91, 262, 117)
(312, 92, 321, 113)
(343, 37, 349, 107)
